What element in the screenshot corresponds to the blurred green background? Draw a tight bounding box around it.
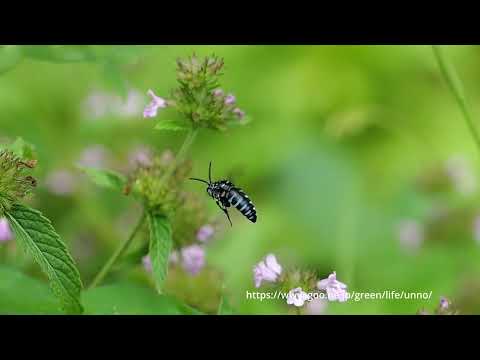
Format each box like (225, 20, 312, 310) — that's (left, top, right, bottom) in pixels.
(2, 45, 480, 314)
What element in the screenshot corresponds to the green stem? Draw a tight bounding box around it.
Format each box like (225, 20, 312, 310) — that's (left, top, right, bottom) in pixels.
(88, 212, 146, 289)
(160, 128, 198, 183)
(432, 45, 480, 153)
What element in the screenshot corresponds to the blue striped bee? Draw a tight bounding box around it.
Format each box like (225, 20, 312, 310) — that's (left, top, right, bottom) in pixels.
(190, 162, 257, 226)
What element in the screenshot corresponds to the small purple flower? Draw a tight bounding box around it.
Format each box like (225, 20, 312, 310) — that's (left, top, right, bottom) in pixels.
(305, 298, 328, 315)
(286, 287, 310, 307)
(45, 170, 77, 196)
(397, 219, 424, 254)
(181, 245, 205, 276)
(0, 218, 13, 243)
(128, 145, 153, 168)
(82, 90, 111, 119)
(232, 107, 245, 120)
(253, 254, 282, 288)
(439, 296, 450, 310)
(196, 224, 215, 243)
(143, 89, 167, 118)
(445, 155, 476, 195)
(212, 88, 224, 97)
(78, 145, 109, 168)
(224, 94, 236, 106)
(142, 255, 152, 272)
(317, 271, 348, 302)
(473, 215, 480, 244)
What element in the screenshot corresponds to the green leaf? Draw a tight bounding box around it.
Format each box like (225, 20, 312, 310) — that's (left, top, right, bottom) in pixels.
(0, 265, 63, 314)
(0, 45, 23, 75)
(154, 119, 191, 131)
(147, 212, 172, 293)
(6, 204, 84, 314)
(79, 166, 127, 193)
(83, 282, 203, 315)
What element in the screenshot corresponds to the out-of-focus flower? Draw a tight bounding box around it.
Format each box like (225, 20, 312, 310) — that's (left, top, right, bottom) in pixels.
(286, 287, 310, 307)
(128, 145, 153, 168)
(445, 155, 476, 195)
(160, 149, 175, 166)
(196, 224, 215, 243)
(143, 89, 167, 118)
(439, 296, 450, 310)
(253, 254, 282, 288)
(142, 255, 152, 272)
(232, 107, 245, 120)
(0, 218, 13, 243)
(78, 145, 109, 168)
(213, 89, 224, 97)
(224, 94, 236, 105)
(114, 89, 144, 118)
(181, 245, 205, 276)
(82, 91, 111, 119)
(317, 271, 348, 302)
(473, 215, 480, 244)
(397, 219, 424, 254)
(305, 298, 328, 315)
(45, 170, 77, 196)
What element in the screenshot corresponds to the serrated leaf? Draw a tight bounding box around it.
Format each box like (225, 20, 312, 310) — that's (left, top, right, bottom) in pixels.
(6, 204, 83, 314)
(148, 212, 172, 293)
(83, 282, 203, 315)
(154, 119, 191, 131)
(79, 166, 127, 193)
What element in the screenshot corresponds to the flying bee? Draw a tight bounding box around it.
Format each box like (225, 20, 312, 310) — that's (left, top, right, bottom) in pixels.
(190, 162, 257, 226)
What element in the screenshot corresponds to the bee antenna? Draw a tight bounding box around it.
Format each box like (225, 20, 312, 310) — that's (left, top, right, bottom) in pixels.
(189, 177, 209, 185)
(209, 161, 212, 183)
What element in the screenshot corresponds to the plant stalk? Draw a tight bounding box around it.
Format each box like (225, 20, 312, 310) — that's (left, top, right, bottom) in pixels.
(88, 212, 146, 289)
(432, 45, 480, 153)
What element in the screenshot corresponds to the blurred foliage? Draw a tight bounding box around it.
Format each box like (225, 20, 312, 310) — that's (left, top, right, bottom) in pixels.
(2, 45, 480, 314)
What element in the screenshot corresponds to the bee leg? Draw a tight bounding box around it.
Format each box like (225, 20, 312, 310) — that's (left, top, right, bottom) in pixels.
(216, 200, 232, 227)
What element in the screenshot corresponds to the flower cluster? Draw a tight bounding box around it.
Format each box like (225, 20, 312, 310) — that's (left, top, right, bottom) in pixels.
(0, 150, 37, 215)
(143, 54, 247, 131)
(252, 254, 348, 312)
(125, 149, 192, 218)
(417, 296, 458, 315)
(82, 89, 144, 119)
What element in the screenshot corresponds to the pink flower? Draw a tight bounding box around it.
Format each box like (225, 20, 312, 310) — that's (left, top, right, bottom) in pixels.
(143, 89, 167, 118)
(212, 89, 224, 97)
(224, 94, 236, 105)
(286, 287, 310, 307)
(439, 296, 450, 310)
(142, 255, 152, 272)
(253, 254, 282, 288)
(397, 219, 424, 254)
(0, 218, 13, 243)
(196, 224, 215, 243)
(305, 298, 328, 315)
(78, 145, 109, 168)
(232, 107, 245, 120)
(45, 170, 77, 196)
(128, 145, 153, 168)
(317, 271, 348, 302)
(181, 245, 205, 276)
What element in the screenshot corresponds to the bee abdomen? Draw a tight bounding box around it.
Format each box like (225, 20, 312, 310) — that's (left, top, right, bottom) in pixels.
(227, 188, 257, 223)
